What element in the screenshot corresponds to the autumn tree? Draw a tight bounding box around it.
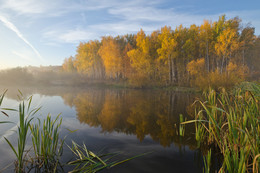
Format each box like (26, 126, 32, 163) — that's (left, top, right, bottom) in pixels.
(182, 24, 200, 84)
(173, 25, 189, 85)
(63, 15, 259, 87)
(74, 41, 104, 78)
(187, 58, 208, 88)
(62, 56, 76, 72)
(239, 26, 255, 65)
(199, 20, 214, 72)
(149, 30, 161, 79)
(122, 43, 133, 79)
(213, 15, 241, 73)
(246, 36, 260, 80)
(127, 29, 154, 86)
(157, 26, 177, 85)
(98, 36, 122, 79)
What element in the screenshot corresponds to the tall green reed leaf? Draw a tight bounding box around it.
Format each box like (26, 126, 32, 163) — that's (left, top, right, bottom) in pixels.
(183, 82, 260, 172)
(29, 114, 64, 172)
(4, 93, 39, 173)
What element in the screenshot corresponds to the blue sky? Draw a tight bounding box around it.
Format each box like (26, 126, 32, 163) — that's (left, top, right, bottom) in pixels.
(0, 0, 259, 69)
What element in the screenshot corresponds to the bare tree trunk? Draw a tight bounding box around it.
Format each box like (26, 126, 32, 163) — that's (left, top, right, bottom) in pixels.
(168, 92, 172, 117)
(92, 66, 95, 79)
(206, 41, 210, 72)
(168, 55, 172, 85)
(242, 43, 245, 66)
(174, 58, 178, 84)
(171, 57, 175, 83)
(221, 55, 225, 74)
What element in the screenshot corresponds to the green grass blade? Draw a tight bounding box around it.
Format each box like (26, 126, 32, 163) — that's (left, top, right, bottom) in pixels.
(4, 137, 18, 158)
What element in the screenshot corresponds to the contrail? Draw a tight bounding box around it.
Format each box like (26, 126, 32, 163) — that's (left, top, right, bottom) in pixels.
(0, 15, 44, 62)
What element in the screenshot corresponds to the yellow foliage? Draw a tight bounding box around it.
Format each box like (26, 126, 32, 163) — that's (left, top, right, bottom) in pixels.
(127, 29, 154, 86)
(157, 26, 177, 63)
(63, 15, 257, 87)
(187, 58, 205, 76)
(62, 56, 76, 72)
(187, 58, 248, 89)
(226, 62, 248, 85)
(215, 28, 239, 62)
(98, 36, 122, 78)
(74, 41, 102, 78)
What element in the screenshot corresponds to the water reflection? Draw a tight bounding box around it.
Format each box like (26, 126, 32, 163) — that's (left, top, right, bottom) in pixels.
(0, 86, 198, 148)
(61, 89, 197, 148)
(0, 86, 204, 172)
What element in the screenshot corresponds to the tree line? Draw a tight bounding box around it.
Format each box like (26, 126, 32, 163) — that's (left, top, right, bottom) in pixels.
(62, 15, 260, 88)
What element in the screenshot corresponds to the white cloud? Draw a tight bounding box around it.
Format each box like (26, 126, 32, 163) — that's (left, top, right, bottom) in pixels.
(0, 15, 44, 62)
(3, 0, 259, 47)
(108, 6, 173, 22)
(1, 0, 51, 14)
(0, 0, 129, 16)
(0, 0, 258, 69)
(89, 22, 155, 35)
(44, 29, 98, 43)
(58, 30, 98, 43)
(107, 5, 220, 28)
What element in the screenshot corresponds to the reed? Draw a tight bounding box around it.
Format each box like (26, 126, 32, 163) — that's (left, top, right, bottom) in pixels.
(0, 90, 12, 125)
(182, 82, 260, 172)
(68, 141, 148, 173)
(203, 149, 211, 173)
(178, 114, 186, 137)
(29, 114, 64, 172)
(4, 93, 40, 173)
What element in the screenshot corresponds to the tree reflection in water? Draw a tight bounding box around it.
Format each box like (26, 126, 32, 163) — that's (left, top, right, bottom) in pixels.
(62, 89, 198, 149)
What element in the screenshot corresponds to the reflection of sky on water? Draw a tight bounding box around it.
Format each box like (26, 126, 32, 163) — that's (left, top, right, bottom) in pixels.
(60, 122, 203, 173)
(0, 88, 203, 172)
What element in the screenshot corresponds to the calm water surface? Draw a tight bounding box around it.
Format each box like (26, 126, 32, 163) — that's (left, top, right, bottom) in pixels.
(0, 86, 205, 172)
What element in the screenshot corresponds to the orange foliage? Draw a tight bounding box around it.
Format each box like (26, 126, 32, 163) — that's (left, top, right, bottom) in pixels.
(187, 58, 248, 89)
(98, 36, 122, 79)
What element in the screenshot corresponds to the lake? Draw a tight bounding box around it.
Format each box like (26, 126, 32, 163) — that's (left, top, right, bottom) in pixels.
(0, 86, 207, 172)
